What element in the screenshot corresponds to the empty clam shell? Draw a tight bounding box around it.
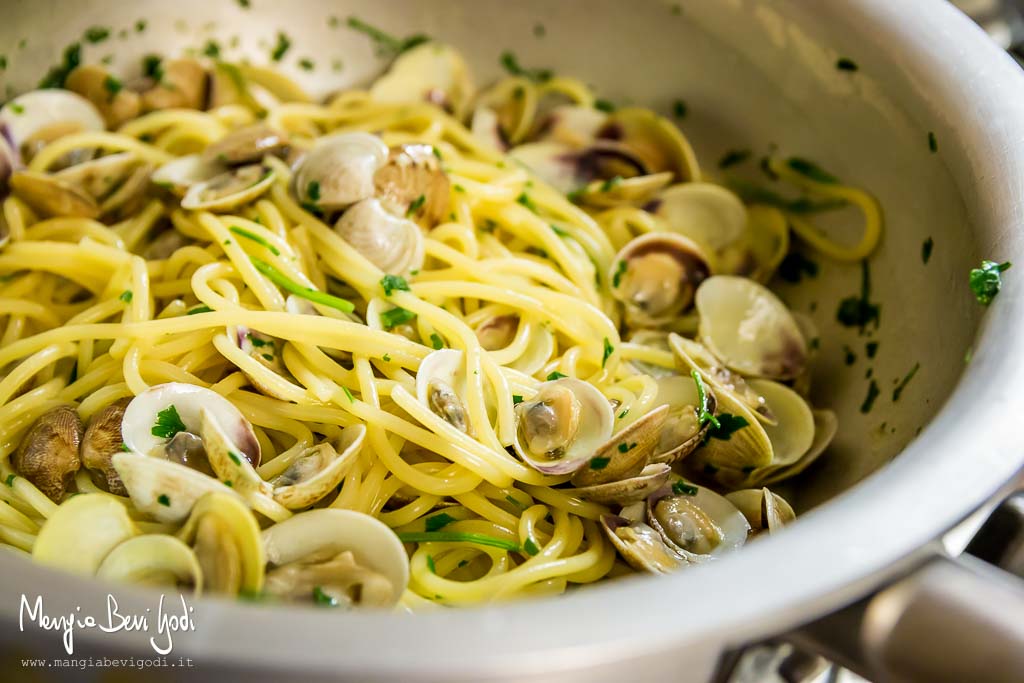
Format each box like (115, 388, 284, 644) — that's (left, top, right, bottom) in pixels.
(0, 89, 104, 161)
(652, 183, 747, 256)
(271, 425, 366, 509)
(335, 198, 425, 275)
(181, 164, 275, 212)
(293, 132, 389, 212)
(572, 405, 668, 487)
(725, 487, 796, 534)
(9, 170, 100, 218)
(177, 492, 265, 595)
(97, 534, 203, 592)
(369, 42, 475, 118)
(33, 494, 139, 574)
(573, 462, 672, 505)
(600, 513, 683, 574)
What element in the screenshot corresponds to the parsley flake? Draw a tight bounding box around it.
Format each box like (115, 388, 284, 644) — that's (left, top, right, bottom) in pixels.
(706, 413, 748, 441)
(671, 481, 698, 495)
(118, 290, 133, 303)
(836, 58, 859, 71)
(157, 494, 171, 507)
(499, 51, 552, 82)
(425, 512, 456, 532)
(589, 456, 611, 470)
(380, 307, 416, 329)
(512, 394, 524, 404)
(602, 337, 614, 368)
(546, 371, 567, 381)
(523, 538, 540, 555)
(380, 274, 410, 296)
(612, 260, 627, 288)
(270, 31, 292, 62)
(718, 149, 751, 169)
(429, 333, 444, 350)
(969, 260, 1012, 306)
(151, 405, 187, 439)
(691, 370, 720, 429)
(786, 157, 838, 184)
(312, 586, 339, 607)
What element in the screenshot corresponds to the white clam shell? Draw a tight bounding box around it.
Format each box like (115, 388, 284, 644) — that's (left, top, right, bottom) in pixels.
(272, 425, 366, 509)
(32, 494, 138, 574)
(261, 509, 409, 608)
(746, 379, 814, 467)
(152, 153, 225, 196)
(653, 182, 747, 254)
(181, 165, 275, 212)
(369, 42, 475, 118)
(293, 132, 389, 211)
(112, 450, 237, 523)
(335, 197, 424, 275)
(176, 491, 265, 595)
(648, 483, 750, 559)
(0, 89, 105, 150)
(695, 275, 808, 380)
(508, 141, 580, 194)
(96, 534, 203, 592)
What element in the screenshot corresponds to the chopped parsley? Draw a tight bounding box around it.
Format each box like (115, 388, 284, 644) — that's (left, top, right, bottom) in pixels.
(969, 260, 1012, 306)
(407, 194, 426, 216)
(38, 42, 82, 88)
(505, 494, 527, 508)
(120, 442, 131, 452)
(777, 251, 819, 283)
(425, 512, 456, 532)
(523, 537, 540, 555)
(550, 224, 570, 238)
(380, 307, 416, 329)
(866, 341, 879, 359)
(706, 413, 748, 441)
(202, 40, 221, 59)
(429, 333, 444, 350)
(84, 26, 111, 44)
(922, 237, 934, 264)
(594, 98, 616, 113)
(9, 103, 24, 115)
(602, 338, 614, 368)
(136, 19, 148, 32)
(546, 371, 567, 381)
(187, 305, 213, 315)
(892, 363, 920, 402)
(0, 56, 6, 71)
(533, 23, 546, 38)
(346, 17, 429, 57)
(270, 31, 292, 62)
(836, 260, 880, 333)
(843, 345, 857, 366)
(786, 157, 838, 184)
(251, 257, 355, 313)
(616, 442, 637, 453)
(230, 226, 280, 255)
(342, 386, 355, 402)
(382, 353, 391, 362)
(836, 58, 858, 71)
(612, 260, 627, 288)
(103, 75, 123, 96)
(618, 409, 629, 419)
(118, 289, 133, 303)
(928, 131, 938, 153)
(312, 586, 339, 607)
(5, 474, 15, 487)
(499, 51, 552, 83)
(228, 452, 242, 465)
(157, 494, 171, 507)
(860, 379, 880, 413)
(142, 54, 163, 79)
(512, 395, 524, 405)
(718, 149, 752, 169)
(589, 456, 611, 470)
(691, 370, 720, 429)
(151, 405, 187, 439)
(238, 0, 251, 7)
(298, 58, 315, 71)
(396, 531, 520, 552)
(261, 353, 274, 361)
(426, 555, 436, 573)
(671, 481, 698, 496)
(599, 176, 623, 192)
(672, 99, 688, 118)
(380, 274, 410, 296)
(516, 193, 538, 213)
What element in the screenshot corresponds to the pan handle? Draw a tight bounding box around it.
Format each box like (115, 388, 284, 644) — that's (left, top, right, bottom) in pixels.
(788, 493, 1024, 683)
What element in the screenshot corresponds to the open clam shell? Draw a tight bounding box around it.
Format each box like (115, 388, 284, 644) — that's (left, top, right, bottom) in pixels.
(651, 183, 748, 256)
(112, 450, 237, 523)
(416, 349, 474, 435)
(203, 124, 289, 166)
(293, 132, 389, 212)
(597, 107, 700, 182)
(177, 492, 265, 595)
(271, 425, 367, 509)
(181, 164, 275, 212)
(261, 509, 409, 608)
(600, 513, 683, 574)
(649, 375, 715, 465)
(573, 462, 672, 505)
(334, 198, 425, 275)
(572, 404, 668, 487)
(513, 377, 614, 475)
(97, 534, 203, 592)
(725, 487, 796, 535)
(694, 275, 808, 381)
(753, 409, 838, 487)
(369, 42, 475, 118)
(33, 494, 139, 574)
(0, 89, 104, 162)
(9, 170, 100, 218)
(745, 379, 814, 467)
(152, 154, 226, 196)
(647, 483, 750, 559)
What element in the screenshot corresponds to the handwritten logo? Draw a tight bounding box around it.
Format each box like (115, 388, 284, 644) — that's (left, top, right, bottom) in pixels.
(19, 593, 196, 655)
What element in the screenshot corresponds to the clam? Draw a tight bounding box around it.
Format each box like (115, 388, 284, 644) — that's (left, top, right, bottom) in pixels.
(571, 405, 669, 487)
(112, 450, 236, 523)
(601, 513, 683, 574)
(9, 170, 100, 218)
(470, 106, 508, 152)
(508, 141, 581, 194)
(686, 381, 773, 472)
(573, 463, 673, 505)
(271, 425, 366, 509)
(725, 204, 790, 283)
(334, 198, 425, 275)
(181, 164, 276, 212)
(597, 108, 700, 182)
(369, 42, 475, 118)
(577, 171, 674, 209)
(234, 326, 293, 400)
(12, 405, 82, 502)
(647, 483, 750, 559)
(64, 65, 141, 128)
(753, 409, 838, 487)
(176, 492, 265, 595)
(513, 377, 614, 475)
(54, 152, 149, 214)
(97, 535, 203, 592)
(668, 333, 776, 425)
(292, 132, 389, 212)
(725, 487, 796, 535)
(0, 89, 104, 163)
(151, 154, 226, 197)
(33, 494, 139, 574)
(695, 276, 808, 380)
(536, 105, 608, 147)
(373, 143, 450, 226)
(609, 232, 711, 327)
(81, 398, 130, 495)
(141, 58, 207, 111)
(261, 509, 409, 608)
(745, 380, 814, 467)
(651, 183, 748, 255)
(203, 125, 289, 166)
(474, 313, 554, 376)
(416, 349, 473, 435)
(649, 374, 716, 465)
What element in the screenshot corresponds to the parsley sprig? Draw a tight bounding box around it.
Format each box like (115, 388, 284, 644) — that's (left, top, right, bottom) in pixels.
(151, 405, 187, 439)
(691, 370, 720, 429)
(969, 260, 1012, 306)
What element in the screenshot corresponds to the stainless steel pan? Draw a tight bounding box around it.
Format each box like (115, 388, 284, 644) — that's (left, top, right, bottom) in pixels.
(1, 1, 1023, 680)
